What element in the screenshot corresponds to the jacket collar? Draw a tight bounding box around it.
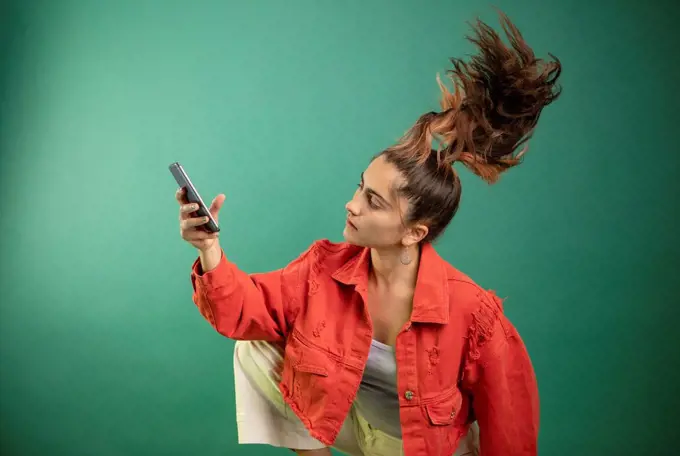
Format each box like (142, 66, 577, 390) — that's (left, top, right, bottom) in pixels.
(331, 243, 450, 324)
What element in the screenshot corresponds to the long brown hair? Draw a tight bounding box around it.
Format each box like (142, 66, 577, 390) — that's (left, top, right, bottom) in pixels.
(378, 10, 562, 243)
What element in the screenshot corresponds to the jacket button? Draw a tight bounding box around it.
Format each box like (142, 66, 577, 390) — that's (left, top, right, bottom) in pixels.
(450, 411, 456, 418)
(404, 390, 414, 400)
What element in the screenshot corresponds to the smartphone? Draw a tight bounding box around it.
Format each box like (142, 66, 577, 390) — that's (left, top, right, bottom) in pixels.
(169, 162, 220, 233)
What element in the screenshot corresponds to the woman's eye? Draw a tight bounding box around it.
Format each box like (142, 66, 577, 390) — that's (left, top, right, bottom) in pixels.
(367, 195, 378, 209)
(357, 183, 378, 209)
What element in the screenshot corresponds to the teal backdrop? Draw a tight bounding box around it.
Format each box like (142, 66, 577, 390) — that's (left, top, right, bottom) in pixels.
(1, 0, 678, 455)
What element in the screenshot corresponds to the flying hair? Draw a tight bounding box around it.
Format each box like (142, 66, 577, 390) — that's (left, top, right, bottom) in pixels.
(388, 10, 563, 184)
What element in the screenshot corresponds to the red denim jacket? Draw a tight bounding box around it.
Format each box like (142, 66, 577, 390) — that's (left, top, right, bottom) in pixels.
(190, 239, 539, 456)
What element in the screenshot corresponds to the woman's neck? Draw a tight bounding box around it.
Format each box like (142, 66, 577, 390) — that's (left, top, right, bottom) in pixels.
(369, 244, 420, 290)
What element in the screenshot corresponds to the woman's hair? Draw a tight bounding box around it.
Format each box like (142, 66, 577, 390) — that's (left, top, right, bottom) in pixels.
(378, 10, 562, 243)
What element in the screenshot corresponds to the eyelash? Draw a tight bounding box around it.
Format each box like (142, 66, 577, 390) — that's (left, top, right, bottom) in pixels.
(357, 183, 379, 209)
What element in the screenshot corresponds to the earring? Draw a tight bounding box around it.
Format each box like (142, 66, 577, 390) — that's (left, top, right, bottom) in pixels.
(399, 246, 412, 265)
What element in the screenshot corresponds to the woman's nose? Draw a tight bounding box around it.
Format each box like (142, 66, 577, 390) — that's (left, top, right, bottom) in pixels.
(345, 199, 359, 216)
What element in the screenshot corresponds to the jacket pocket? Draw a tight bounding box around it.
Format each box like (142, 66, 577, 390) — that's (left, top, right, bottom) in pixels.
(421, 388, 466, 455)
(424, 387, 463, 426)
(294, 362, 329, 377)
(281, 330, 334, 419)
(289, 329, 333, 376)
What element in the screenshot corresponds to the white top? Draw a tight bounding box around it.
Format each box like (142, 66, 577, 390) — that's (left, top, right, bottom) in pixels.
(353, 339, 402, 438)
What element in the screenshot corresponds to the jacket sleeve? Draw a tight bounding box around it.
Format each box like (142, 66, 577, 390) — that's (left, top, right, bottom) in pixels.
(189, 243, 317, 342)
(463, 292, 540, 456)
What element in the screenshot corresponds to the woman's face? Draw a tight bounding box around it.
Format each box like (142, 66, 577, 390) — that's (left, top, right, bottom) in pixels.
(343, 155, 417, 249)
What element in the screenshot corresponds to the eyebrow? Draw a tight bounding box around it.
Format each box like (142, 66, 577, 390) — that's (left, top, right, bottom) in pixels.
(361, 172, 392, 208)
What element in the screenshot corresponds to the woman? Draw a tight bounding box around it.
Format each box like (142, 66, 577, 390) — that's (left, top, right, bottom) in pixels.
(176, 11, 561, 456)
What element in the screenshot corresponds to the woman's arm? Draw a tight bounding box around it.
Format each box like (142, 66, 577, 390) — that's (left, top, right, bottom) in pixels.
(190, 242, 318, 342)
(463, 293, 540, 456)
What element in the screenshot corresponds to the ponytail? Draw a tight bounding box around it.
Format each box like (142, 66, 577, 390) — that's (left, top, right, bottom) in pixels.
(390, 10, 562, 184)
(379, 9, 562, 243)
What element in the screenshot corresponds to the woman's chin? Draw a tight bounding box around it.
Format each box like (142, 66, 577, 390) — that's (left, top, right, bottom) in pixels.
(344, 231, 372, 248)
(342, 226, 353, 241)
(342, 227, 360, 245)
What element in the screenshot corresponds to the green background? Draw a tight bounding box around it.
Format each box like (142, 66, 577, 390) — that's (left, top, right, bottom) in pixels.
(1, 0, 678, 455)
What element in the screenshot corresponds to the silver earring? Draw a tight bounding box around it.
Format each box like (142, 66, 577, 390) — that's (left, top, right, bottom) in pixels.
(399, 246, 411, 265)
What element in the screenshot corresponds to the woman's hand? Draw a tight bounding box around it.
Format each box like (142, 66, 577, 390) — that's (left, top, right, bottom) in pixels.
(176, 187, 226, 252)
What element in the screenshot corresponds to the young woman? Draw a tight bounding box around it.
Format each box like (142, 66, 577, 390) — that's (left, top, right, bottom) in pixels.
(176, 11, 561, 456)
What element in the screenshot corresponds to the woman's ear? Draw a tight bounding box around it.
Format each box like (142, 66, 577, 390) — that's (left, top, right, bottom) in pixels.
(402, 223, 429, 246)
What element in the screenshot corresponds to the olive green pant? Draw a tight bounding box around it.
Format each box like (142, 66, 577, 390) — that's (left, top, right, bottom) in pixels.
(234, 340, 478, 455)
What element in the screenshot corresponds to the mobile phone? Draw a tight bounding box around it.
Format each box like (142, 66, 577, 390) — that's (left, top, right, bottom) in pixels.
(169, 162, 220, 233)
